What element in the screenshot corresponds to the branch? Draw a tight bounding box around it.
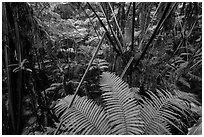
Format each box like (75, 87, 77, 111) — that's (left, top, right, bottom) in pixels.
(108, 2, 124, 41)
(120, 56, 134, 78)
(54, 32, 106, 135)
(125, 2, 132, 18)
(121, 3, 175, 78)
(131, 2, 136, 52)
(99, 3, 123, 53)
(134, 3, 172, 67)
(87, 2, 122, 55)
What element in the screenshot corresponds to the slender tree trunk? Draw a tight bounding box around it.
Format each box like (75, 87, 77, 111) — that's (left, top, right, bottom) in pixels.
(13, 7, 23, 134)
(2, 3, 16, 134)
(129, 2, 136, 86)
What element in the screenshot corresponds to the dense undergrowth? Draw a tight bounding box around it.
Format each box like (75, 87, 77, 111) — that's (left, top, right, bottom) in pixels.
(2, 2, 202, 135)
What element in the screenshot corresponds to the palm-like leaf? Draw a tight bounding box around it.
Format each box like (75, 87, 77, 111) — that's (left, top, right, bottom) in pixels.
(100, 72, 144, 135)
(186, 72, 202, 82)
(53, 72, 199, 135)
(140, 88, 198, 135)
(90, 58, 109, 71)
(53, 95, 111, 135)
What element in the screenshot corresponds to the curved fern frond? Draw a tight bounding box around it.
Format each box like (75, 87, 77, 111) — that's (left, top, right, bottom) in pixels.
(54, 96, 72, 119)
(90, 58, 109, 71)
(186, 72, 202, 82)
(100, 72, 144, 135)
(178, 77, 191, 88)
(53, 95, 111, 135)
(174, 89, 200, 105)
(140, 88, 197, 135)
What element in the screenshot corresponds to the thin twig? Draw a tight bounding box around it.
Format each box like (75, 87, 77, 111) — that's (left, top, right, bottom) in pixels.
(120, 56, 134, 78)
(121, 3, 174, 78)
(133, 3, 172, 67)
(121, 2, 163, 78)
(133, 3, 174, 68)
(99, 3, 123, 53)
(108, 2, 124, 41)
(157, 3, 177, 31)
(131, 2, 136, 52)
(138, 2, 163, 50)
(128, 2, 136, 86)
(125, 2, 132, 19)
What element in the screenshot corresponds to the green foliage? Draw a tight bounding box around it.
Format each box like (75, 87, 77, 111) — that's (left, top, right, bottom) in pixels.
(54, 95, 111, 134)
(140, 88, 199, 134)
(90, 58, 109, 71)
(100, 72, 144, 134)
(53, 72, 200, 135)
(53, 72, 144, 135)
(2, 2, 201, 135)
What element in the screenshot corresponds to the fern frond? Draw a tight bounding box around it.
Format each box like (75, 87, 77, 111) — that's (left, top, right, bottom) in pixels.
(53, 95, 111, 135)
(173, 89, 200, 105)
(98, 59, 109, 70)
(90, 58, 109, 71)
(54, 96, 72, 119)
(178, 77, 191, 88)
(100, 72, 144, 135)
(140, 88, 196, 135)
(186, 72, 202, 82)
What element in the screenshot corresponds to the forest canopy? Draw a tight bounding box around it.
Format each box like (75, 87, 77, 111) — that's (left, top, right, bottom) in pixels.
(2, 2, 202, 135)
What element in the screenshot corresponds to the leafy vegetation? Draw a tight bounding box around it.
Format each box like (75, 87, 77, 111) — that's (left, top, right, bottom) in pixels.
(2, 2, 202, 135)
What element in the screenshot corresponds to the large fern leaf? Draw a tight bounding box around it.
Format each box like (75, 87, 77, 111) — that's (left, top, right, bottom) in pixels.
(100, 72, 144, 135)
(53, 95, 111, 135)
(140, 88, 197, 135)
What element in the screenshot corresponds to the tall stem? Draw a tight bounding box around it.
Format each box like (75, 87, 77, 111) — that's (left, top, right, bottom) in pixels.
(13, 6, 23, 134)
(3, 3, 16, 133)
(129, 2, 136, 86)
(131, 3, 136, 52)
(87, 2, 122, 55)
(108, 2, 124, 41)
(54, 32, 106, 135)
(120, 3, 174, 79)
(100, 3, 123, 54)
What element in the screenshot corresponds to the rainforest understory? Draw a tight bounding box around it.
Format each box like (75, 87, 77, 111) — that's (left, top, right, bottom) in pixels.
(2, 2, 202, 135)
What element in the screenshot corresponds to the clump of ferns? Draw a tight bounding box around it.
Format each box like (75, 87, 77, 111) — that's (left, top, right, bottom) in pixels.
(138, 88, 199, 134)
(53, 72, 200, 135)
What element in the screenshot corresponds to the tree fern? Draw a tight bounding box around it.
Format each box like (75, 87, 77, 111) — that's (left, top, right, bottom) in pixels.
(100, 72, 144, 135)
(53, 72, 144, 135)
(53, 72, 199, 135)
(53, 95, 111, 134)
(139, 88, 198, 134)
